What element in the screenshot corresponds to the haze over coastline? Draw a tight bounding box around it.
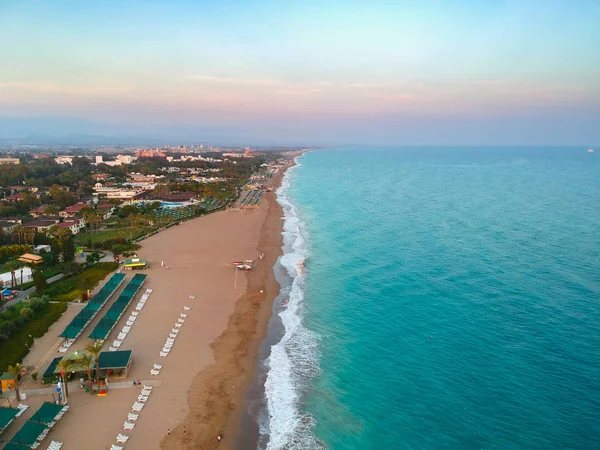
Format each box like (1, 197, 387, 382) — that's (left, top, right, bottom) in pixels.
(1, 0, 599, 146)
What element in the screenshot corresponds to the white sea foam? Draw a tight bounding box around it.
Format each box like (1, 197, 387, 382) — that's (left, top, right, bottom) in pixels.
(263, 157, 325, 450)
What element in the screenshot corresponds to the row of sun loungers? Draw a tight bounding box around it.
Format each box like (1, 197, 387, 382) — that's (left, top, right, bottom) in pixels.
(48, 441, 63, 449)
(15, 403, 29, 417)
(156, 307, 191, 364)
(112, 386, 154, 448)
(109, 289, 153, 351)
(58, 339, 75, 353)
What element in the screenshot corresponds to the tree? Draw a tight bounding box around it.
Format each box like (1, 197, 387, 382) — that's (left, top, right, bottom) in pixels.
(25, 228, 36, 246)
(83, 210, 102, 232)
(6, 260, 21, 288)
(13, 226, 25, 245)
(34, 269, 47, 292)
(20, 305, 33, 317)
(62, 237, 76, 263)
(86, 251, 101, 266)
(56, 358, 73, 400)
(44, 205, 60, 215)
(62, 261, 82, 277)
(6, 363, 25, 401)
(80, 353, 95, 392)
(84, 340, 104, 382)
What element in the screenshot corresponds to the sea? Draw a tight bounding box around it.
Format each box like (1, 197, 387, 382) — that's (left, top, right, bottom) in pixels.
(242, 146, 600, 450)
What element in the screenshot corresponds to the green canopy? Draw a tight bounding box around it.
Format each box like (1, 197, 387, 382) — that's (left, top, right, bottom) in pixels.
(98, 350, 132, 370)
(29, 402, 65, 425)
(43, 357, 63, 379)
(59, 273, 125, 338)
(88, 274, 146, 340)
(0, 407, 19, 433)
(9, 420, 47, 446)
(3, 443, 30, 450)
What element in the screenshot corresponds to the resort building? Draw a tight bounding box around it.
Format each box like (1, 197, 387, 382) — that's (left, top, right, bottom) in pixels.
(22, 217, 60, 232)
(59, 203, 90, 218)
(94, 184, 147, 200)
(0, 157, 20, 165)
(58, 218, 85, 234)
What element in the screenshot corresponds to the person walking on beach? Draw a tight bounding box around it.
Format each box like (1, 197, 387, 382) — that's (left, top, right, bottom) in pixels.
(183, 425, 187, 434)
(161, 260, 164, 268)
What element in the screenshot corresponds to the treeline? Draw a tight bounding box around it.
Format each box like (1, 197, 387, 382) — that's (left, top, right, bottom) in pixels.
(0, 295, 49, 345)
(0, 244, 31, 261)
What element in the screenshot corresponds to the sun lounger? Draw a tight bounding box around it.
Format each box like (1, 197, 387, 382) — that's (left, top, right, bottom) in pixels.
(117, 433, 130, 442)
(58, 347, 68, 353)
(109, 347, 117, 351)
(183, 306, 191, 311)
(138, 395, 148, 403)
(150, 369, 160, 375)
(128, 413, 138, 421)
(15, 404, 29, 417)
(126, 321, 134, 326)
(159, 351, 169, 357)
(132, 402, 144, 412)
(143, 385, 153, 391)
(113, 340, 122, 348)
(141, 389, 152, 396)
(118, 333, 127, 340)
(123, 422, 135, 431)
(169, 333, 177, 338)
(147, 288, 153, 293)
(48, 441, 63, 450)
(122, 326, 131, 333)
(111, 445, 123, 450)
(177, 318, 185, 323)
(131, 311, 139, 316)
(180, 313, 188, 318)
(171, 328, 179, 334)
(175, 323, 182, 328)
(153, 363, 163, 370)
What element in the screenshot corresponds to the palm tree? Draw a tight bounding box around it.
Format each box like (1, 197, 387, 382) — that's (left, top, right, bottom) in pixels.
(80, 353, 95, 392)
(56, 358, 73, 400)
(6, 363, 25, 401)
(49, 225, 70, 244)
(13, 226, 25, 245)
(25, 228, 36, 246)
(6, 260, 21, 288)
(84, 340, 104, 382)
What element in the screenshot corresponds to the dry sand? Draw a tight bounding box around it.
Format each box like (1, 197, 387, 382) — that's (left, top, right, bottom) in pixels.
(2, 170, 287, 450)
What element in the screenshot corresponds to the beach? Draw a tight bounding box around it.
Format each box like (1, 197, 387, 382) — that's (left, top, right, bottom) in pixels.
(1, 169, 287, 449)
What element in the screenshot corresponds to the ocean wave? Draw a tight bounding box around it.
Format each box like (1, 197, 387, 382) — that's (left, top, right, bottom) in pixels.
(263, 157, 325, 450)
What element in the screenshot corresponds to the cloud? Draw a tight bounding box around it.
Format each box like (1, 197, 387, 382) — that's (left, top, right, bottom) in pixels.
(186, 75, 277, 86)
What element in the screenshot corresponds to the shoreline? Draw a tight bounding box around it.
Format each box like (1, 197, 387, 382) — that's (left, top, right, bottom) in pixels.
(161, 165, 290, 450)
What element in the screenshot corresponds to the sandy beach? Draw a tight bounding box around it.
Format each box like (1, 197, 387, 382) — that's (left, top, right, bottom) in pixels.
(1, 169, 286, 450)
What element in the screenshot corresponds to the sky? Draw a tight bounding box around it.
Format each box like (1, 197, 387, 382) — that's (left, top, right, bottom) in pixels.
(0, 0, 599, 145)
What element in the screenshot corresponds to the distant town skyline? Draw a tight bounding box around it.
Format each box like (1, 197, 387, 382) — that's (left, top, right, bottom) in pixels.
(1, 0, 599, 145)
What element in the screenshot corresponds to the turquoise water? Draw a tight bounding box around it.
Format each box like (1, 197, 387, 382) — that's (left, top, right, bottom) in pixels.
(266, 147, 600, 449)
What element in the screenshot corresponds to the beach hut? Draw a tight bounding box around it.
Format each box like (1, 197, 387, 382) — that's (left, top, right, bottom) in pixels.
(0, 372, 15, 390)
(124, 258, 147, 270)
(98, 350, 133, 378)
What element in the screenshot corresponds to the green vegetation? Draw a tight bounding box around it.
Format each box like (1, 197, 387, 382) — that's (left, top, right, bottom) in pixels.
(0, 245, 32, 263)
(75, 227, 148, 246)
(0, 299, 67, 372)
(43, 262, 118, 302)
